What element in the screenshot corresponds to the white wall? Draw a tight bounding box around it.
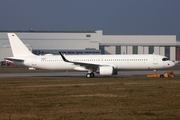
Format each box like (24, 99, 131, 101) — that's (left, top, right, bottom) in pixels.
(127, 46, 132, 54)
(104, 46, 115, 54)
(102, 35, 176, 45)
(170, 46, 176, 60)
(159, 47, 165, 55)
(154, 46, 159, 54)
(121, 46, 127, 54)
(0, 48, 12, 61)
(144, 47, 148, 54)
(138, 46, 144, 54)
(0, 30, 102, 50)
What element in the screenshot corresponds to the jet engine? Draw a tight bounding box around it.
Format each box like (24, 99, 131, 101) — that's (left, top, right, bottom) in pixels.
(97, 66, 117, 75)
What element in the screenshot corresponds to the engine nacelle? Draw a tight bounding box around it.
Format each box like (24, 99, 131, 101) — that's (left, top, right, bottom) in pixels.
(97, 66, 117, 75)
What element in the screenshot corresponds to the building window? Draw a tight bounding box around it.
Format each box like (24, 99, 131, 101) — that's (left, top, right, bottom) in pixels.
(133, 46, 138, 54)
(100, 46, 105, 54)
(149, 46, 154, 54)
(165, 46, 170, 59)
(116, 46, 121, 54)
(86, 34, 91, 37)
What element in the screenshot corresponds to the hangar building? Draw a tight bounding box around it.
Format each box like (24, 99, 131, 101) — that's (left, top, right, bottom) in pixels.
(0, 30, 179, 62)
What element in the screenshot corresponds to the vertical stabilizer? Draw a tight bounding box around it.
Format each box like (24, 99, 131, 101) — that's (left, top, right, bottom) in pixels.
(7, 33, 34, 57)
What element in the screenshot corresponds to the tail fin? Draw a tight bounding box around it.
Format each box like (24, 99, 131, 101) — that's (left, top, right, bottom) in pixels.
(7, 33, 34, 57)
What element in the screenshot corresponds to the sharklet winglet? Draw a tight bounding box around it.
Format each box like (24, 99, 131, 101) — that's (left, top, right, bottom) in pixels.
(59, 52, 70, 62)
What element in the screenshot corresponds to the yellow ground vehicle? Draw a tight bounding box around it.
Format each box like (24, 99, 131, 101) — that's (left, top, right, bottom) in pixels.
(147, 71, 175, 78)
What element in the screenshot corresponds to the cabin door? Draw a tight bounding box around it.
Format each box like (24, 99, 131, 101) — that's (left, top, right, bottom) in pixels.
(153, 55, 158, 64)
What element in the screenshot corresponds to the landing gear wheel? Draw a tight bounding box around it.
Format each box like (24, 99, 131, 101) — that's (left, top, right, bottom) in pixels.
(160, 74, 164, 78)
(90, 73, 95, 78)
(86, 73, 91, 78)
(86, 73, 95, 78)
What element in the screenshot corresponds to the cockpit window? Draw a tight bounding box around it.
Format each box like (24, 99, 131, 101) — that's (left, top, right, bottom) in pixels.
(162, 58, 169, 61)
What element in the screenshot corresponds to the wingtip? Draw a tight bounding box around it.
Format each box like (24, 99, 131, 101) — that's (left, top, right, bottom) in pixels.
(59, 52, 62, 55)
(59, 52, 69, 62)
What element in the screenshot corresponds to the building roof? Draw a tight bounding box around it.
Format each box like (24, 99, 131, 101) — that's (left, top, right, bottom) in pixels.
(0, 30, 96, 33)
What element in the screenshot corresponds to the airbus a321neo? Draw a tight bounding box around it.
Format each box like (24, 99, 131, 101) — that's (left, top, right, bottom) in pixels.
(5, 33, 175, 78)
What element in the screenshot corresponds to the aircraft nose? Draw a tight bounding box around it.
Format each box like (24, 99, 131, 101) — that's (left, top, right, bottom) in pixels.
(168, 61, 175, 67)
(172, 61, 175, 66)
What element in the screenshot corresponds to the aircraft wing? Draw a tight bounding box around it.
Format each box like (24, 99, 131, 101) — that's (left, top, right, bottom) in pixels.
(59, 52, 103, 70)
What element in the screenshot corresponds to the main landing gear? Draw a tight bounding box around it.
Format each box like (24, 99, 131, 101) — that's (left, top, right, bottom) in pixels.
(86, 73, 95, 78)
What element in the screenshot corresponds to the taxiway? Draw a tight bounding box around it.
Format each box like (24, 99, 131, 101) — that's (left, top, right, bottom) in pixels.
(0, 70, 180, 78)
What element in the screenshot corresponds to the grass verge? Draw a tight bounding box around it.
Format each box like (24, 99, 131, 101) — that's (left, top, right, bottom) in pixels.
(0, 77, 179, 120)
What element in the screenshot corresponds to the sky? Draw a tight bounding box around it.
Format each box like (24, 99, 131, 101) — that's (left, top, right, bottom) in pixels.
(0, 0, 180, 39)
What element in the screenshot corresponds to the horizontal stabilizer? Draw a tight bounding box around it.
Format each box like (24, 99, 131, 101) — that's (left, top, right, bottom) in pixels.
(5, 57, 24, 63)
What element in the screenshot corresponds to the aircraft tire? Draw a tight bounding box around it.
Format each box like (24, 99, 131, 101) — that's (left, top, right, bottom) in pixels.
(86, 73, 95, 78)
(86, 73, 91, 78)
(90, 73, 95, 78)
(160, 74, 164, 78)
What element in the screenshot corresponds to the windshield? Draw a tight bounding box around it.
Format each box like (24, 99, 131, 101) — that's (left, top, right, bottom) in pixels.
(162, 58, 169, 61)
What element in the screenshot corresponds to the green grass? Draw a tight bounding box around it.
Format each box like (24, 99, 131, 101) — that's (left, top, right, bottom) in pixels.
(0, 77, 180, 120)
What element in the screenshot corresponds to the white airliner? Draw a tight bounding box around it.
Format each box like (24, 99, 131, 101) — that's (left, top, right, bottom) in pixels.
(5, 33, 175, 78)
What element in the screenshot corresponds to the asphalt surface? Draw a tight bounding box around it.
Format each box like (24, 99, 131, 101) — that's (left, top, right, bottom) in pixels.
(0, 70, 180, 78)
